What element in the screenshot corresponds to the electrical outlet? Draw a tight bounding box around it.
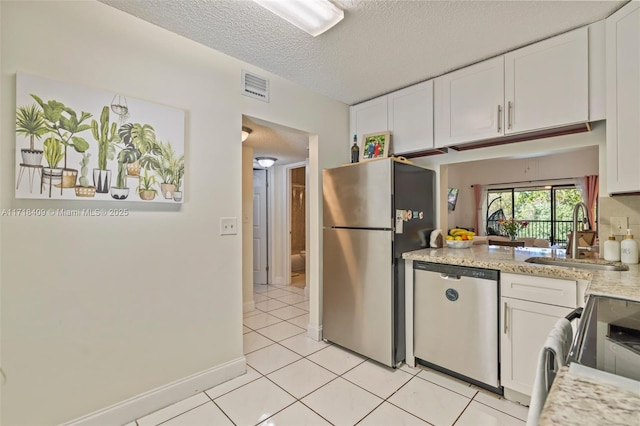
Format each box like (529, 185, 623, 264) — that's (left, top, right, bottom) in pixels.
(611, 217, 628, 235)
(220, 217, 237, 235)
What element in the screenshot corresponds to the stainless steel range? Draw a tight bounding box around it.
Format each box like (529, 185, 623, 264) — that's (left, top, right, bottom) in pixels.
(569, 295, 640, 382)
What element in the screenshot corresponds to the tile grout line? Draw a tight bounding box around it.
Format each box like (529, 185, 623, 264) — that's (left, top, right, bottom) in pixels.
(450, 396, 475, 426)
(152, 400, 212, 426)
(261, 374, 337, 426)
(211, 399, 237, 426)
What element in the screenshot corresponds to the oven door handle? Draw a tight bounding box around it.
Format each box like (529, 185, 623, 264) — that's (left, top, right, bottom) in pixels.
(565, 307, 583, 322)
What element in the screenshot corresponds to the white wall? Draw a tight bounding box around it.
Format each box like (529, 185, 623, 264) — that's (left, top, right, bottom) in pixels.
(0, 1, 348, 424)
(412, 122, 606, 232)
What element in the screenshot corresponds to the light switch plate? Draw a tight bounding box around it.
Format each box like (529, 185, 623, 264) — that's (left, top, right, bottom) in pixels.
(220, 217, 237, 235)
(611, 217, 627, 235)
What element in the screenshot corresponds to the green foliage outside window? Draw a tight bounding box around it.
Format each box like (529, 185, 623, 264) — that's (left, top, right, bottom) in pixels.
(486, 186, 590, 246)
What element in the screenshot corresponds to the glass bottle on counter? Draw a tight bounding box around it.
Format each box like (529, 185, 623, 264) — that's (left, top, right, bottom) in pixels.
(351, 134, 359, 163)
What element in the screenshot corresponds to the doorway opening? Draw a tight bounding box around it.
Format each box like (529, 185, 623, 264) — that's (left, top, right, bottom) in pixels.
(290, 166, 306, 289)
(253, 168, 269, 285)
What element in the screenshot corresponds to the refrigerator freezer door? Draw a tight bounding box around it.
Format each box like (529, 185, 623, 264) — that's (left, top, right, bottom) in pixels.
(323, 227, 394, 366)
(393, 162, 435, 256)
(323, 159, 392, 229)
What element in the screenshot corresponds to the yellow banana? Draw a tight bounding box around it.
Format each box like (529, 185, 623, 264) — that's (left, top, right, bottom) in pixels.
(449, 229, 476, 237)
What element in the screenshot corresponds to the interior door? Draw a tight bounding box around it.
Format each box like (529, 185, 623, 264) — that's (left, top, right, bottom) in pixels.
(253, 170, 268, 284)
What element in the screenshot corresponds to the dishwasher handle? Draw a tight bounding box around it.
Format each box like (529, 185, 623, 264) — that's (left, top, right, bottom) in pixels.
(414, 261, 499, 281)
(440, 273, 461, 280)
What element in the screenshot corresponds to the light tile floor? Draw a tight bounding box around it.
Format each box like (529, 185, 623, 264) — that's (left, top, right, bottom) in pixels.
(133, 283, 528, 426)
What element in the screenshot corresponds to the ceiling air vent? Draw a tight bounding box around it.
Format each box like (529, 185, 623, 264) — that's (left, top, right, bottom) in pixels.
(242, 70, 269, 102)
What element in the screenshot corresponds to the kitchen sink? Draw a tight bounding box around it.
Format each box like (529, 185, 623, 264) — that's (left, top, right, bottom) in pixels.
(525, 257, 629, 271)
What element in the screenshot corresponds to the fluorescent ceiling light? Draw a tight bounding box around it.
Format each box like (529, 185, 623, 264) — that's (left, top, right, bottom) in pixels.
(241, 126, 252, 142)
(256, 157, 278, 168)
(253, 0, 344, 37)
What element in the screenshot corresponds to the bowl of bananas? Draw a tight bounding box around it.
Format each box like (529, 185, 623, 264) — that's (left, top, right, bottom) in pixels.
(445, 228, 475, 249)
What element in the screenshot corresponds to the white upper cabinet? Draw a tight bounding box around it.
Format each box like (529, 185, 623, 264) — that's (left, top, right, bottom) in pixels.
(434, 26, 591, 148)
(388, 80, 434, 154)
(434, 56, 504, 147)
(589, 20, 606, 121)
(504, 27, 589, 135)
(606, 1, 640, 194)
(349, 96, 388, 150)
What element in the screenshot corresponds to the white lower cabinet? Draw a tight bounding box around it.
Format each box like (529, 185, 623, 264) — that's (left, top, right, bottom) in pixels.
(500, 297, 573, 396)
(500, 273, 578, 398)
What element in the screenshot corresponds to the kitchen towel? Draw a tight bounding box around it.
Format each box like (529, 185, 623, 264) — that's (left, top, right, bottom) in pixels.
(526, 317, 573, 426)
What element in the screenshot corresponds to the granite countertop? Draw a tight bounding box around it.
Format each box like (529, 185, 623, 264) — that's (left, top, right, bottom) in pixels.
(403, 245, 640, 302)
(403, 244, 640, 424)
(539, 366, 640, 426)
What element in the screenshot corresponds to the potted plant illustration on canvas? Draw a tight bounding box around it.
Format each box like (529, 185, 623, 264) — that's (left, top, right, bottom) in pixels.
(118, 123, 156, 177)
(75, 152, 96, 197)
(91, 106, 118, 193)
(136, 169, 158, 201)
(42, 132, 64, 196)
(110, 133, 141, 200)
(141, 140, 183, 200)
(31, 95, 92, 188)
(16, 103, 48, 166)
(172, 157, 185, 202)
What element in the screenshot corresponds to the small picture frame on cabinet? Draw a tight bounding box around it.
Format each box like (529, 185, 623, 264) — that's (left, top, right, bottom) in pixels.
(360, 131, 391, 162)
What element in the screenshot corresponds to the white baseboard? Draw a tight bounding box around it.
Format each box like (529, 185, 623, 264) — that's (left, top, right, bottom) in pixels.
(307, 323, 323, 341)
(243, 300, 255, 313)
(64, 357, 246, 426)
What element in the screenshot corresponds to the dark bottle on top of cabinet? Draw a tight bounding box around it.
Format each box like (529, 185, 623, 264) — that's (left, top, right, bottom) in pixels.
(351, 134, 359, 163)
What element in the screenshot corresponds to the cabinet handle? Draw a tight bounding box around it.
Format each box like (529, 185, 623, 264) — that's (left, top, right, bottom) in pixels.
(497, 105, 502, 133)
(507, 101, 513, 130)
(503, 301, 508, 334)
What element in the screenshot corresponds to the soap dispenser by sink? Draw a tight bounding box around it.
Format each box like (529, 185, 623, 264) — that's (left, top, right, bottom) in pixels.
(620, 229, 638, 264)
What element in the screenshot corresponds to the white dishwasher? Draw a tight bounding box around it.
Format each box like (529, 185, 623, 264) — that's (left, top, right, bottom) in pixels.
(414, 261, 501, 393)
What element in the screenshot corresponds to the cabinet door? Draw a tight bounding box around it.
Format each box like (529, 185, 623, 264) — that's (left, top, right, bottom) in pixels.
(500, 297, 573, 396)
(504, 27, 588, 135)
(434, 56, 504, 147)
(388, 80, 434, 154)
(349, 96, 388, 151)
(606, 2, 640, 194)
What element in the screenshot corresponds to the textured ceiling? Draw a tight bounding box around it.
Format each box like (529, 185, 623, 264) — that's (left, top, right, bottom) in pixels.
(99, 0, 627, 163)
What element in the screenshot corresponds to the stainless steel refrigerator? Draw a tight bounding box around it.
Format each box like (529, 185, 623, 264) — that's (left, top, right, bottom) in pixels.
(322, 158, 435, 367)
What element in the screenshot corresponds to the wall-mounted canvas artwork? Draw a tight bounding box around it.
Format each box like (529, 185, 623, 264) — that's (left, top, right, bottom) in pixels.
(15, 72, 185, 203)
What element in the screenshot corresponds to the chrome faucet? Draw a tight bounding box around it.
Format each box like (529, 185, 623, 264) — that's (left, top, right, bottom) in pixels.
(570, 202, 589, 259)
